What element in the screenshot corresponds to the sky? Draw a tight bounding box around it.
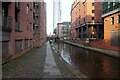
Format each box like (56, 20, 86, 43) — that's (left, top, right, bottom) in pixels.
(44, 0, 74, 35)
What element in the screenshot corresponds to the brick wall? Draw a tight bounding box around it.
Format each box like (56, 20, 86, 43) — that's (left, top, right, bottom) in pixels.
(78, 39, 120, 52)
(90, 40, 120, 52)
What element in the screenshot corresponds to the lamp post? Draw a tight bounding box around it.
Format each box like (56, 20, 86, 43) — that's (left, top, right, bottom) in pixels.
(92, 31, 95, 38)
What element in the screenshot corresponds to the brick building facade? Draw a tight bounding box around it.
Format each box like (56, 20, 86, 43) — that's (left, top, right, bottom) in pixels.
(57, 22, 71, 40)
(70, 0, 120, 52)
(71, 0, 104, 39)
(102, 0, 120, 46)
(33, 2, 46, 48)
(1, 1, 46, 63)
(39, 2, 46, 46)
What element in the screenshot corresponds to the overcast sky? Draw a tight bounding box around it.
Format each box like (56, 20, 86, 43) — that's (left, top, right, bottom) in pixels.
(44, 0, 74, 35)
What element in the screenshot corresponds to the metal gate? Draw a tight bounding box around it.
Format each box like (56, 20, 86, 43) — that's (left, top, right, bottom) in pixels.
(110, 30, 120, 46)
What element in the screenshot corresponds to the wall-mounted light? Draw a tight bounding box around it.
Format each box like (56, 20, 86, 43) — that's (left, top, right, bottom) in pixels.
(105, 18, 109, 21)
(115, 26, 118, 28)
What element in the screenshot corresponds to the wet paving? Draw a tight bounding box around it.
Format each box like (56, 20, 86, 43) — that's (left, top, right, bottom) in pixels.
(53, 42, 120, 78)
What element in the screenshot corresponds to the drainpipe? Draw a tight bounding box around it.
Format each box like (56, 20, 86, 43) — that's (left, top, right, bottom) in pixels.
(86, 24, 88, 38)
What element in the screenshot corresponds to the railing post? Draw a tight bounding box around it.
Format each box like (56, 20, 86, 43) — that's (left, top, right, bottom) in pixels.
(2, 16, 12, 32)
(8, 16, 12, 30)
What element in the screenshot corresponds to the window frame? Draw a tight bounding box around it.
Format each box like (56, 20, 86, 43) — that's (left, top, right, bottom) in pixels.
(118, 15, 120, 24)
(92, 10, 94, 14)
(27, 4, 29, 13)
(24, 39, 28, 49)
(15, 40, 22, 53)
(92, 17, 94, 20)
(111, 17, 114, 25)
(92, 2, 94, 6)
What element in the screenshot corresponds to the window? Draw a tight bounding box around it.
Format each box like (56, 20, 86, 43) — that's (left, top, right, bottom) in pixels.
(84, 5, 85, 9)
(112, 0, 116, 6)
(62, 27, 64, 30)
(30, 8, 32, 14)
(2, 41, 10, 58)
(108, 2, 110, 8)
(111, 17, 114, 25)
(30, 40, 33, 48)
(15, 40, 22, 53)
(79, 21, 80, 25)
(102, 18, 104, 21)
(30, 22, 32, 31)
(2, 8, 5, 16)
(92, 2, 94, 6)
(113, 2, 115, 6)
(92, 17, 94, 20)
(27, 4, 29, 13)
(2, 6, 8, 16)
(30, 8, 32, 11)
(92, 10, 94, 13)
(27, 20, 29, 30)
(84, 18, 85, 22)
(118, 15, 120, 23)
(24, 40, 28, 49)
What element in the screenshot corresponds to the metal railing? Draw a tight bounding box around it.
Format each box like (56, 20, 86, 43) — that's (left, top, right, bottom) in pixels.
(15, 21, 20, 32)
(2, 16, 12, 32)
(34, 9, 39, 14)
(15, 2, 20, 11)
(34, 19, 38, 24)
(34, 2, 39, 6)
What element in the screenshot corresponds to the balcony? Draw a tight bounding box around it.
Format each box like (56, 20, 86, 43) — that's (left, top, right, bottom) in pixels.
(34, 23, 38, 27)
(15, 2, 20, 12)
(34, 2, 39, 6)
(34, 10, 39, 17)
(33, 27, 39, 36)
(2, 16, 12, 32)
(35, 13, 39, 17)
(34, 19, 38, 25)
(2, 2, 11, 6)
(34, 9, 39, 14)
(15, 22, 20, 32)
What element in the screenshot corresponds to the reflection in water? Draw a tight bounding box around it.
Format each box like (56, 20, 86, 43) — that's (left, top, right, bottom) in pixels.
(54, 42, 120, 78)
(61, 50, 72, 64)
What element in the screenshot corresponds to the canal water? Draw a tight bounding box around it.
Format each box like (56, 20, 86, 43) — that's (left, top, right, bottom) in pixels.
(53, 42, 120, 78)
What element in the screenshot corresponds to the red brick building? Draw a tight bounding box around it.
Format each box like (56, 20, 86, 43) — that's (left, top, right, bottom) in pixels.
(33, 2, 46, 48)
(71, 0, 104, 39)
(33, 1, 46, 48)
(70, 0, 120, 52)
(57, 23, 63, 39)
(102, 1, 120, 46)
(39, 2, 47, 46)
(57, 22, 71, 40)
(101, 0, 120, 52)
(1, 1, 46, 63)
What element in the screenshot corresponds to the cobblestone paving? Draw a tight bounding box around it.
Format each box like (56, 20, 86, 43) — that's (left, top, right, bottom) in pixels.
(2, 43, 47, 78)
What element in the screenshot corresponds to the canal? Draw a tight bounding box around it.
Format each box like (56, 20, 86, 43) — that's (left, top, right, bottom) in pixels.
(53, 42, 120, 78)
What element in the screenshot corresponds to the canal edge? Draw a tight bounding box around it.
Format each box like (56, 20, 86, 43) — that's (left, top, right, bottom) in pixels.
(63, 41, 120, 58)
(50, 43, 88, 79)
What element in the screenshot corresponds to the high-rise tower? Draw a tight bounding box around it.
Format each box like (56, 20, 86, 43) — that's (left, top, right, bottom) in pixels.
(53, 0, 61, 34)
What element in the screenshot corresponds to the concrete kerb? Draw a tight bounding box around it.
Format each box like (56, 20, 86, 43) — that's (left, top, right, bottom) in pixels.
(63, 41, 120, 58)
(42, 42, 62, 78)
